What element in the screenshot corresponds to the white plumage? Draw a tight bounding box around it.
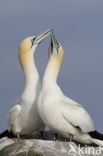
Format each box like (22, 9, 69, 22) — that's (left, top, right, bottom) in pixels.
(61, 96, 95, 133)
(8, 29, 52, 137)
(38, 31, 103, 146)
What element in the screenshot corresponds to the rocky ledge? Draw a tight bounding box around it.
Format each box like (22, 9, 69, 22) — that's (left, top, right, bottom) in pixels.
(0, 131, 103, 156)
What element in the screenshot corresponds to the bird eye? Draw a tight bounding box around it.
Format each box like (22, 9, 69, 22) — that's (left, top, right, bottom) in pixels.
(31, 37, 36, 47)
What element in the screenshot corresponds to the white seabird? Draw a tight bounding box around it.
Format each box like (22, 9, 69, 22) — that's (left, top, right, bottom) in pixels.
(38, 31, 103, 146)
(0, 29, 52, 139)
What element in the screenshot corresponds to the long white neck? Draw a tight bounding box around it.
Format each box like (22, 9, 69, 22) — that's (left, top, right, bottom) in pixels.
(43, 56, 61, 88)
(21, 53, 41, 102)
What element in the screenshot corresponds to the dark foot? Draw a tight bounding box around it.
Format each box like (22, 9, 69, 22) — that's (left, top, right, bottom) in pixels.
(54, 133, 58, 141)
(40, 131, 45, 140)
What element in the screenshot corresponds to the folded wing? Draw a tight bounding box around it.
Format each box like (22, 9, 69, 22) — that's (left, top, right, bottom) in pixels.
(8, 104, 21, 131)
(61, 98, 95, 133)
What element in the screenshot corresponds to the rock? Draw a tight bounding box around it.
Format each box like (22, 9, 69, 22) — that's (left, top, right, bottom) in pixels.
(0, 131, 103, 156)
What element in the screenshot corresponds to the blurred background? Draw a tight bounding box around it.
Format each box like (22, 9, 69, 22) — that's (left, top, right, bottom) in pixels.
(0, 0, 103, 132)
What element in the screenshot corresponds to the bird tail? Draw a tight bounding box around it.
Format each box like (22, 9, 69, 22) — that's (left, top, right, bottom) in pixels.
(90, 138, 103, 147)
(89, 130, 103, 146)
(0, 129, 12, 139)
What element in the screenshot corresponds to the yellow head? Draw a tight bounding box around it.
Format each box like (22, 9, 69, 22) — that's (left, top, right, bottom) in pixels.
(18, 37, 35, 70)
(48, 32, 64, 75)
(18, 29, 52, 70)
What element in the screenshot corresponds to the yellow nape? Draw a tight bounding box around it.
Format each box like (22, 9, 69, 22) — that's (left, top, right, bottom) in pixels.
(57, 46, 64, 60)
(18, 37, 33, 70)
(54, 46, 64, 75)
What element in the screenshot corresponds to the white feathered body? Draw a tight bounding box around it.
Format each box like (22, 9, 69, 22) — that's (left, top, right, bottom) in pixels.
(38, 35, 103, 146)
(8, 46, 45, 135)
(8, 77, 44, 135)
(38, 82, 95, 144)
(7, 30, 52, 136)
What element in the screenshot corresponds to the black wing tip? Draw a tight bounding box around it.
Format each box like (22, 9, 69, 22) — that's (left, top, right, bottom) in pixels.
(89, 130, 103, 140)
(0, 129, 9, 138)
(0, 129, 14, 139)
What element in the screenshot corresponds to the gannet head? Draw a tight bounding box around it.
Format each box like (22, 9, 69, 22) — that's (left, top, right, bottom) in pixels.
(48, 31, 64, 74)
(18, 29, 52, 69)
(48, 31, 64, 60)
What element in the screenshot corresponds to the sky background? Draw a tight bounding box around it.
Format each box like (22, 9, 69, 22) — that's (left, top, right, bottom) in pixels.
(0, 0, 103, 133)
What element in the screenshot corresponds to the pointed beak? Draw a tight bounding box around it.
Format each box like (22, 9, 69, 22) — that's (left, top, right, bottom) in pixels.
(35, 29, 53, 44)
(51, 31, 58, 47)
(50, 31, 59, 51)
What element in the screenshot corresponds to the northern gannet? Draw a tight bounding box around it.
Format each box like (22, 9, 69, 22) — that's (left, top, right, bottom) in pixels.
(0, 29, 52, 139)
(38, 31, 103, 146)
